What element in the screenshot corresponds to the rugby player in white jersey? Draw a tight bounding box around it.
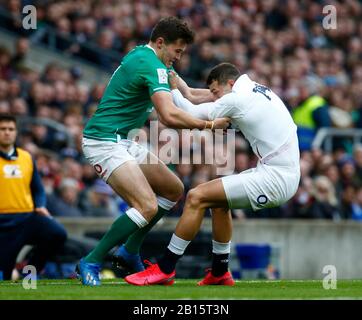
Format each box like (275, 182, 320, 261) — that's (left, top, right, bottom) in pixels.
(125, 63, 301, 286)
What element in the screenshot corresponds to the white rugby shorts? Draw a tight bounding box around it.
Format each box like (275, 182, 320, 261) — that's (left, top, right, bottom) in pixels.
(221, 163, 300, 211)
(82, 137, 149, 182)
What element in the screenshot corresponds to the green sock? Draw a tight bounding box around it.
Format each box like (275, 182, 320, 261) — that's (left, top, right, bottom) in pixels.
(124, 206, 169, 254)
(85, 213, 140, 263)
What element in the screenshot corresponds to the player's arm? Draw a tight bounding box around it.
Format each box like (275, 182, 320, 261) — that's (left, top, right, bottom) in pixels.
(176, 75, 214, 104)
(169, 70, 214, 117)
(151, 91, 228, 129)
(30, 158, 52, 218)
(169, 71, 235, 121)
(171, 88, 215, 120)
(145, 64, 227, 129)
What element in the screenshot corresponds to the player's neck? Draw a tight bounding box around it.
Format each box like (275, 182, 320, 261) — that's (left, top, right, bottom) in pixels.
(147, 42, 159, 57)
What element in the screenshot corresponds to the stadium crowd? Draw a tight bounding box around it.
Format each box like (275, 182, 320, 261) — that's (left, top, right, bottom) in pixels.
(0, 0, 362, 220)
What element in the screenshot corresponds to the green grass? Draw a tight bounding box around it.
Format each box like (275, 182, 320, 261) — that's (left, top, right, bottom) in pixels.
(1, 279, 362, 300)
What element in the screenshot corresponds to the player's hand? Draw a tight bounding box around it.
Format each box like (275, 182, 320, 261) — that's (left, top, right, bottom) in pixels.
(213, 117, 231, 130)
(35, 207, 53, 219)
(168, 70, 178, 90)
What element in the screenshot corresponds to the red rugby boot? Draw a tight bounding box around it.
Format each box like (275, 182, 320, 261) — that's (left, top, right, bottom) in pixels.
(125, 261, 175, 286)
(197, 269, 235, 286)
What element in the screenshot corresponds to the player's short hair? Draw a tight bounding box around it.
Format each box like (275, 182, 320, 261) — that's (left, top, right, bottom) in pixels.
(0, 114, 16, 125)
(206, 63, 241, 86)
(150, 17, 194, 45)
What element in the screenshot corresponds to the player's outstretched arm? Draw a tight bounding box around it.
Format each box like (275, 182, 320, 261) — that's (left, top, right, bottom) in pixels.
(168, 70, 216, 119)
(151, 91, 229, 130)
(170, 72, 237, 121)
(171, 88, 215, 120)
(176, 75, 214, 104)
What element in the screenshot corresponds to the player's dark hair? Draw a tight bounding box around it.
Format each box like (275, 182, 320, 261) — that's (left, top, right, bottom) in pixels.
(150, 17, 194, 45)
(206, 63, 241, 86)
(0, 114, 16, 125)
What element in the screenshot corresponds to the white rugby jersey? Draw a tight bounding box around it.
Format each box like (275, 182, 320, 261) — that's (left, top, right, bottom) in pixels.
(172, 74, 300, 167)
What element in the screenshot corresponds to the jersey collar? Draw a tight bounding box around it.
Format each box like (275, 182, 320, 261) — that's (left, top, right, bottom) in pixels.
(232, 74, 252, 92)
(0, 147, 18, 160)
(145, 44, 157, 56)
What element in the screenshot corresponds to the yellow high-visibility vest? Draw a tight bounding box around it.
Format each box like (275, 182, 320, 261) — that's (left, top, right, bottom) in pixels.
(0, 148, 34, 213)
(292, 95, 327, 129)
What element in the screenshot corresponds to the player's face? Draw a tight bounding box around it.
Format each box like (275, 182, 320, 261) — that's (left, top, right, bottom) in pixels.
(208, 80, 233, 100)
(0, 121, 17, 149)
(159, 39, 187, 68)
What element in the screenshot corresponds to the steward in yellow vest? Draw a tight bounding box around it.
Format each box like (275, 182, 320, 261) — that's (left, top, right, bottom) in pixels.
(0, 114, 67, 280)
(0, 147, 38, 214)
(292, 95, 331, 151)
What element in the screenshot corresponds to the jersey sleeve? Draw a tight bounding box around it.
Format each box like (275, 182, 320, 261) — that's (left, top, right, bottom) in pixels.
(142, 60, 171, 96)
(208, 93, 238, 120)
(30, 158, 46, 208)
(172, 89, 213, 120)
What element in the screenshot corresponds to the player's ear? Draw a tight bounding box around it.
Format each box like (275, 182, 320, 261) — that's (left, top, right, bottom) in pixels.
(228, 79, 235, 87)
(155, 37, 165, 49)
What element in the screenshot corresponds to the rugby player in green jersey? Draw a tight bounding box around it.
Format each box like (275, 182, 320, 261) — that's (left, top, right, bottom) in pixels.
(77, 17, 230, 285)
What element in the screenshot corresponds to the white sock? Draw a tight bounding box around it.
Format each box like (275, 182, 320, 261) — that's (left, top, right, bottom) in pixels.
(167, 233, 191, 255)
(212, 240, 231, 254)
(157, 196, 177, 210)
(125, 207, 148, 228)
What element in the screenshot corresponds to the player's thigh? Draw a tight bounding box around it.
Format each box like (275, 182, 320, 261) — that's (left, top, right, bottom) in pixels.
(82, 138, 139, 181)
(187, 178, 230, 209)
(221, 171, 256, 210)
(222, 168, 282, 211)
(139, 152, 184, 201)
(83, 138, 157, 214)
(107, 160, 157, 216)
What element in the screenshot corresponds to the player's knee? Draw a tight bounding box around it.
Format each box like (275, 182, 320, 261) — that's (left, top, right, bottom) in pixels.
(186, 187, 204, 209)
(57, 227, 68, 244)
(162, 177, 184, 202)
(171, 179, 184, 201)
(47, 223, 67, 247)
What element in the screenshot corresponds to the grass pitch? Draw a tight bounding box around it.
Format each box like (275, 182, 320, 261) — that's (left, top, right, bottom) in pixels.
(0, 279, 362, 300)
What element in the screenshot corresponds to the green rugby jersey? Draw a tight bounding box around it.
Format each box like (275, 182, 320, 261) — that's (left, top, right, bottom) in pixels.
(83, 45, 171, 142)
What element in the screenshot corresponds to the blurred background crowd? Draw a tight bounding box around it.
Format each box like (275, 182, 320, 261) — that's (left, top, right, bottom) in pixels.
(0, 0, 362, 221)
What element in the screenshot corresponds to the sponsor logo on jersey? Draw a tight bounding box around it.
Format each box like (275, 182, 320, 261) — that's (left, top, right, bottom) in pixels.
(157, 68, 168, 84)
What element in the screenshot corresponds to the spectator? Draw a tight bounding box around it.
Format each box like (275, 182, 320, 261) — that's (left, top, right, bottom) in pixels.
(353, 144, 362, 178)
(10, 97, 28, 116)
(291, 83, 331, 151)
(338, 155, 362, 187)
(10, 37, 30, 71)
(351, 186, 362, 221)
(339, 184, 356, 219)
(79, 179, 119, 217)
(309, 176, 340, 220)
(0, 46, 12, 80)
(0, 100, 10, 114)
(47, 178, 83, 217)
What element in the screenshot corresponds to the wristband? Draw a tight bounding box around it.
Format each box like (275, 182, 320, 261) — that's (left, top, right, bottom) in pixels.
(204, 121, 212, 129)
